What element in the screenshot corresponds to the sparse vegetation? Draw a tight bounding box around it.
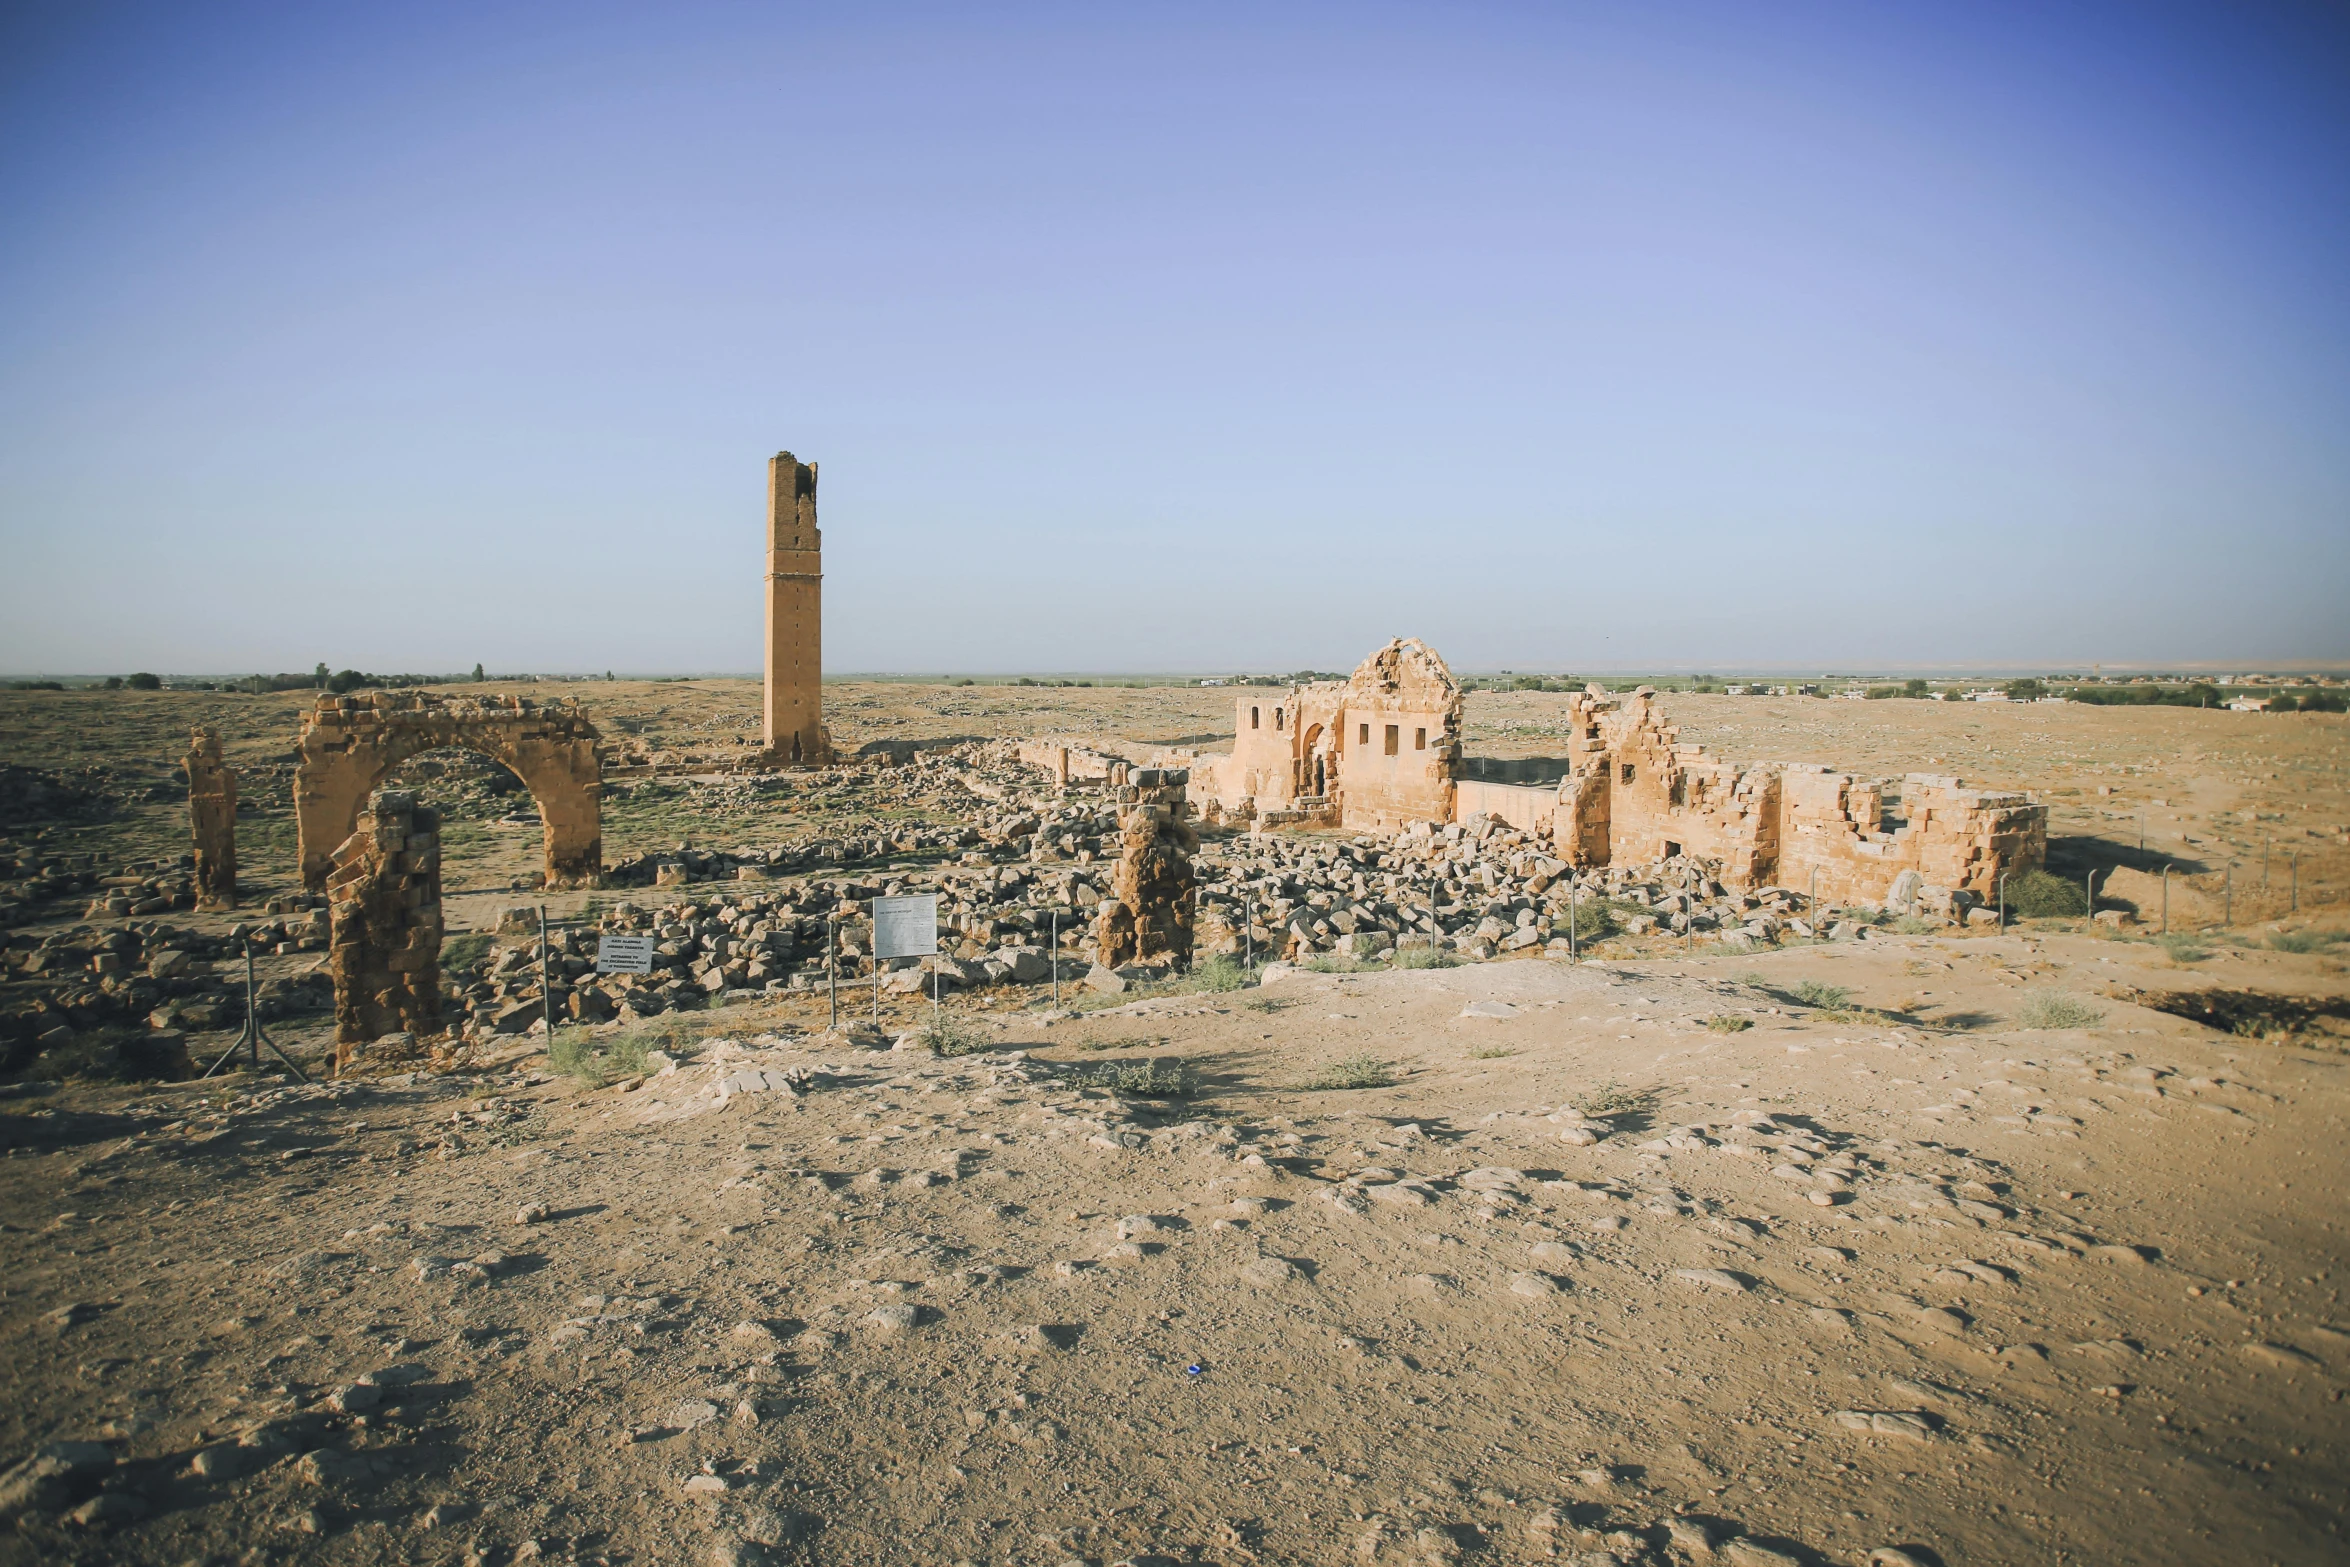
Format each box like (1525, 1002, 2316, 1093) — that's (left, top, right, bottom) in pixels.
(1393, 946, 1462, 969)
(2267, 929, 2345, 954)
(1570, 1080, 1650, 1118)
(1077, 1057, 1198, 1098)
(1789, 979, 1853, 1010)
(1467, 1044, 1516, 1059)
(1705, 1015, 1754, 1033)
(916, 1011, 995, 1056)
(1304, 1054, 1394, 1090)
(2003, 869, 2087, 918)
(1185, 954, 1250, 992)
(2158, 934, 2210, 962)
(1302, 953, 1372, 974)
(2015, 990, 2106, 1031)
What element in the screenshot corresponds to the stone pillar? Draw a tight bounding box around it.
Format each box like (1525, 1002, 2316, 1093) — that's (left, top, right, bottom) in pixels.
(763, 451, 831, 765)
(1095, 769, 1198, 969)
(327, 789, 443, 1066)
(186, 727, 238, 909)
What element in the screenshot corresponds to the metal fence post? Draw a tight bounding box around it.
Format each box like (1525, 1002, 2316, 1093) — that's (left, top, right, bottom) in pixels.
(539, 905, 555, 1052)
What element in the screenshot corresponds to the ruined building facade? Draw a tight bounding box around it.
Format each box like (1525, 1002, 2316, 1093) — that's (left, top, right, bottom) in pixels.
(1206, 638, 1463, 832)
(1190, 643, 2045, 906)
(763, 450, 832, 765)
(186, 727, 238, 909)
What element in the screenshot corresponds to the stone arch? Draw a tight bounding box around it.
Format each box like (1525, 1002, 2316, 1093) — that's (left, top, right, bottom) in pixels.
(295, 691, 604, 890)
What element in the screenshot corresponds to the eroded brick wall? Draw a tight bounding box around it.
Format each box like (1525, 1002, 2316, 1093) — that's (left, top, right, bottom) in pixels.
(327, 788, 443, 1062)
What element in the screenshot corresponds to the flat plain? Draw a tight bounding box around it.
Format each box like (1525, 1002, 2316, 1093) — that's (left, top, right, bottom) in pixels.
(1, 682, 2345, 1567)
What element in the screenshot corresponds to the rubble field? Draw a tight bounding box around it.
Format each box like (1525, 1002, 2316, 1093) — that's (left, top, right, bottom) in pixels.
(1, 681, 2346, 1566)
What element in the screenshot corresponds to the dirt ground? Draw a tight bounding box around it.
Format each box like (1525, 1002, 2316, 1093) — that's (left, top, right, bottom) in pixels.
(2, 684, 2347, 1567)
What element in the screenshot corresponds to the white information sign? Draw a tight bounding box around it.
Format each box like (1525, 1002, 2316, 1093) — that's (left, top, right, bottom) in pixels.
(594, 934, 657, 975)
(872, 894, 939, 961)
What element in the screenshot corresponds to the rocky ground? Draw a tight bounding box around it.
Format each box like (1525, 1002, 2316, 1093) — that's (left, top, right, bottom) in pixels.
(3, 929, 2347, 1567)
(1, 684, 2346, 1566)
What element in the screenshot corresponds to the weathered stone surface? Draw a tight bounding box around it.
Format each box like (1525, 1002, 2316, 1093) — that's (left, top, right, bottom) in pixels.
(761, 450, 833, 767)
(328, 789, 443, 1061)
(296, 692, 604, 891)
(1095, 771, 1197, 970)
(187, 727, 238, 910)
(1184, 639, 2047, 908)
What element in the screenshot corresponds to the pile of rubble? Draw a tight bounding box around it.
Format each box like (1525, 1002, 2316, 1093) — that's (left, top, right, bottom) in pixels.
(0, 850, 214, 928)
(602, 746, 1130, 888)
(0, 908, 332, 1071)
(1193, 813, 1936, 963)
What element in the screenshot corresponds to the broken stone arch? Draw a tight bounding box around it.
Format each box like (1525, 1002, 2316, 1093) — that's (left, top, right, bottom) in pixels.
(294, 692, 605, 891)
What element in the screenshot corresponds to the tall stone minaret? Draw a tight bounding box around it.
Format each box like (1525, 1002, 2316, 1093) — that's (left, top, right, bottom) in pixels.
(763, 451, 829, 763)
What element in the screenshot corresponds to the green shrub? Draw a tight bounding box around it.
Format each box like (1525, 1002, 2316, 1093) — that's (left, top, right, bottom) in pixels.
(1467, 1045, 1516, 1059)
(2004, 869, 2086, 919)
(2158, 934, 2209, 962)
(1303, 954, 1371, 974)
(1393, 946, 1461, 969)
(1705, 1015, 1753, 1033)
(916, 1012, 995, 1056)
(1304, 1054, 1393, 1090)
(1789, 979, 1852, 1010)
(2015, 991, 2105, 1030)
(1891, 916, 1941, 935)
(124, 672, 162, 690)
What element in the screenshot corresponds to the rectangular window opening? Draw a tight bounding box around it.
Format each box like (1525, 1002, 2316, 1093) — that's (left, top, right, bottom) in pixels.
(1250, 707, 1260, 730)
(1414, 727, 1426, 750)
(1383, 724, 1399, 756)
(1664, 840, 1682, 858)
(1620, 763, 1636, 784)
(1274, 709, 1284, 730)
(1359, 723, 1370, 746)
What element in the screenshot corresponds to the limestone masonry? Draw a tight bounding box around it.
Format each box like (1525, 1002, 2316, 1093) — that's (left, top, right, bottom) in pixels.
(184, 727, 237, 910)
(294, 691, 605, 892)
(326, 788, 443, 1061)
(1093, 768, 1198, 970)
(1192, 640, 2046, 905)
(762, 450, 832, 766)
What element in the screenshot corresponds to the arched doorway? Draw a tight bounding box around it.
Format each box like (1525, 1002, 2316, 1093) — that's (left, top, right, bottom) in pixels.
(295, 691, 605, 890)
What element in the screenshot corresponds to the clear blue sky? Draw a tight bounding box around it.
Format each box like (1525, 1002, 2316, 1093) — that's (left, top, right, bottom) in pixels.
(3, 1, 2345, 675)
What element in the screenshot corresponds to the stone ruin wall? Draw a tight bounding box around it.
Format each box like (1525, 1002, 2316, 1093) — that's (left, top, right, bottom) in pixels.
(1179, 647, 2047, 909)
(327, 788, 442, 1063)
(1014, 739, 1130, 787)
(1094, 768, 1197, 969)
(185, 727, 238, 910)
(1552, 687, 2042, 903)
(294, 691, 604, 892)
(1203, 638, 1463, 830)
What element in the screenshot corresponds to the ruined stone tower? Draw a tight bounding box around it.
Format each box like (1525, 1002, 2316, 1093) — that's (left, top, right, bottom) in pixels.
(763, 451, 831, 764)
